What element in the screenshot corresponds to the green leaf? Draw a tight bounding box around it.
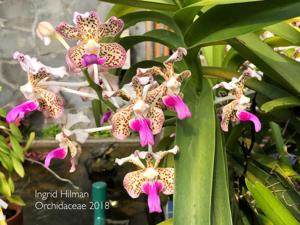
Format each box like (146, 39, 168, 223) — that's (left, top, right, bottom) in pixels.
(184, 0, 262, 6)
(11, 156, 25, 178)
(261, 97, 300, 113)
(0, 172, 11, 196)
(6, 195, 25, 206)
(174, 79, 216, 225)
(202, 45, 226, 67)
(269, 122, 292, 167)
(0, 154, 13, 172)
(119, 29, 185, 51)
(24, 132, 35, 152)
(266, 22, 300, 45)
(229, 33, 300, 95)
(92, 99, 102, 127)
(212, 126, 233, 225)
(9, 135, 24, 162)
(121, 11, 181, 34)
(105, 4, 139, 20)
(246, 179, 300, 225)
(9, 123, 23, 142)
(185, 0, 300, 47)
(0, 108, 6, 118)
(99, 0, 178, 11)
(8, 175, 14, 193)
(158, 219, 173, 225)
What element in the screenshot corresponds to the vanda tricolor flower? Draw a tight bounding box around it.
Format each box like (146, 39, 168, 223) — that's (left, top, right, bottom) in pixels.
(213, 68, 262, 132)
(44, 112, 112, 172)
(9, 52, 66, 122)
(56, 11, 126, 72)
(106, 77, 164, 146)
(116, 145, 179, 213)
(136, 47, 192, 120)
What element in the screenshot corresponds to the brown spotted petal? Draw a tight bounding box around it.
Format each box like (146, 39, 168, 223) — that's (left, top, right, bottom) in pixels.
(34, 87, 64, 119)
(99, 16, 124, 37)
(123, 170, 146, 198)
(111, 106, 133, 140)
(99, 43, 126, 69)
(157, 168, 174, 195)
(74, 11, 101, 41)
(66, 44, 85, 73)
(56, 22, 80, 39)
(146, 106, 164, 135)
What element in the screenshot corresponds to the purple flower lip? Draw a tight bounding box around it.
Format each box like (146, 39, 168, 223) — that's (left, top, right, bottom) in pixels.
(142, 181, 164, 213)
(162, 95, 192, 120)
(81, 54, 106, 67)
(44, 147, 67, 168)
(129, 118, 154, 147)
(237, 110, 261, 132)
(6, 100, 39, 124)
(100, 110, 112, 125)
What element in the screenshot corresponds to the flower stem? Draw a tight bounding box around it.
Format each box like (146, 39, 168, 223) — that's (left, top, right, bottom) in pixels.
(60, 87, 98, 99)
(54, 33, 70, 49)
(40, 81, 89, 87)
(93, 64, 100, 86)
(84, 125, 112, 133)
(82, 69, 116, 111)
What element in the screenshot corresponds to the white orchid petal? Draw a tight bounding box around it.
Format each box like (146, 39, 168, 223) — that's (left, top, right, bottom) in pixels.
(65, 112, 90, 129)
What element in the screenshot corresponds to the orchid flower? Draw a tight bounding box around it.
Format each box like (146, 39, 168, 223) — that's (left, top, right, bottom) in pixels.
(6, 100, 39, 124)
(116, 145, 179, 213)
(14, 52, 66, 119)
(56, 11, 126, 73)
(136, 48, 192, 120)
(106, 77, 164, 146)
(44, 112, 112, 172)
(213, 68, 262, 132)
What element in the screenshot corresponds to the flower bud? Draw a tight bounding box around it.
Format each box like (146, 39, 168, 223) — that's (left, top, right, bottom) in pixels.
(36, 21, 55, 46)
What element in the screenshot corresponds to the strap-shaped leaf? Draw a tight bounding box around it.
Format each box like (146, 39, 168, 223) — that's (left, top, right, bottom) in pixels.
(121, 11, 181, 34)
(119, 29, 185, 50)
(185, 0, 300, 47)
(99, 0, 178, 11)
(246, 179, 300, 225)
(212, 126, 233, 225)
(261, 97, 300, 113)
(266, 22, 300, 45)
(174, 79, 216, 225)
(229, 33, 300, 95)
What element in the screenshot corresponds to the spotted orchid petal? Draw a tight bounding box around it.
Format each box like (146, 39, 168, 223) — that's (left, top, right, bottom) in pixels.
(14, 52, 67, 78)
(157, 168, 175, 195)
(164, 47, 187, 65)
(111, 106, 132, 140)
(237, 110, 261, 132)
(142, 181, 164, 213)
(98, 16, 124, 37)
(44, 147, 67, 168)
(100, 110, 112, 125)
(35, 87, 64, 119)
(6, 100, 39, 124)
(129, 118, 154, 147)
(163, 95, 191, 120)
(146, 107, 164, 135)
(123, 170, 145, 198)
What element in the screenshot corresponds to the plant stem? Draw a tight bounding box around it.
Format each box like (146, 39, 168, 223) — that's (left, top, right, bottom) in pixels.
(84, 125, 112, 133)
(40, 81, 89, 87)
(60, 87, 98, 99)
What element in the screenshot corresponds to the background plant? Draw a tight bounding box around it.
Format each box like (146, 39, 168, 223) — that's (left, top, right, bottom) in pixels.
(95, 0, 300, 224)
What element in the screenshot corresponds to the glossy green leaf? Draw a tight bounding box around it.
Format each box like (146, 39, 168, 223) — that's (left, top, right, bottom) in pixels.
(157, 219, 173, 225)
(266, 22, 300, 45)
(105, 4, 139, 20)
(119, 29, 185, 51)
(184, 0, 262, 6)
(121, 11, 181, 34)
(9, 123, 22, 142)
(246, 179, 300, 225)
(261, 97, 300, 113)
(8, 176, 14, 193)
(185, 0, 300, 47)
(0, 172, 11, 196)
(202, 45, 226, 67)
(9, 135, 24, 162)
(229, 33, 300, 95)
(174, 79, 216, 225)
(269, 122, 292, 167)
(99, 0, 178, 11)
(6, 195, 25, 206)
(212, 126, 233, 225)
(11, 156, 25, 178)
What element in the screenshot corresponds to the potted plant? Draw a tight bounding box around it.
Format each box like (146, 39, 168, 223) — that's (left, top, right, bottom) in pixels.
(0, 106, 34, 225)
